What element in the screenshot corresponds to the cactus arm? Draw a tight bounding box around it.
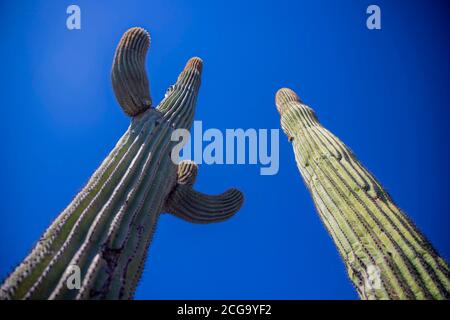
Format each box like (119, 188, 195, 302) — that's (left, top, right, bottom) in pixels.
(276, 88, 450, 300)
(111, 27, 152, 116)
(165, 161, 244, 223)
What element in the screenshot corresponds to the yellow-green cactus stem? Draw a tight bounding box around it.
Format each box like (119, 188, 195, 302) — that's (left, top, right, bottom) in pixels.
(0, 27, 244, 300)
(275, 87, 450, 300)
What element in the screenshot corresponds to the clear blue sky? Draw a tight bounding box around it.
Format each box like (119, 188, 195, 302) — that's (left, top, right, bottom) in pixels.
(0, 0, 449, 299)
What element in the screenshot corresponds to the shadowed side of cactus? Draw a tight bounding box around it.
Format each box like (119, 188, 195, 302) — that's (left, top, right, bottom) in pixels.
(275, 88, 450, 299)
(0, 27, 243, 300)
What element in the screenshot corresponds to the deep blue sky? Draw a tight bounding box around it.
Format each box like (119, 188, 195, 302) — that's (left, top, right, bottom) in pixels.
(1, 0, 449, 299)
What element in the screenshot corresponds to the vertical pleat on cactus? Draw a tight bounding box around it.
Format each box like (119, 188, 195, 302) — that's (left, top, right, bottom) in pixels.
(0, 27, 244, 300)
(275, 88, 450, 300)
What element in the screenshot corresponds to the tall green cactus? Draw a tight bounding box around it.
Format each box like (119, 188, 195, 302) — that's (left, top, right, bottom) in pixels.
(275, 88, 450, 300)
(0, 27, 243, 300)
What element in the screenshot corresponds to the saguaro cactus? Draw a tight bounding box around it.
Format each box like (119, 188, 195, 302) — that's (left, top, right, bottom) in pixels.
(0, 27, 243, 300)
(275, 88, 450, 299)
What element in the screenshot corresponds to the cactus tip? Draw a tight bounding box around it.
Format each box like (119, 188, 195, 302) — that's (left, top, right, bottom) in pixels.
(185, 57, 203, 74)
(275, 88, 301, 113)
(126, 27, 151, 46)
(177, 160, 198, 185)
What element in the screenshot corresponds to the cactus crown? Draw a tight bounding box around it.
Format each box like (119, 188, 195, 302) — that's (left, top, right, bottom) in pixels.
(275, 88, 319, 140)
(275, 87, 302, 112)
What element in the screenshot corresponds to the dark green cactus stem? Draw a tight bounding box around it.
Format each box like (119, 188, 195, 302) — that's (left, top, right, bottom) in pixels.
(0, 27, 243, 300)
(275, 88, 450, 300)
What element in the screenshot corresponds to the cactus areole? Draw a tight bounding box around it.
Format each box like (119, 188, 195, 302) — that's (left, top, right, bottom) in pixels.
(0, 27, 244, 300)
(275, 88, 450, 299)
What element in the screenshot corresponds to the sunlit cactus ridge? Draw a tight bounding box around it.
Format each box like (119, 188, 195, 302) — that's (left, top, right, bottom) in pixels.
(0, 27, 244, 300)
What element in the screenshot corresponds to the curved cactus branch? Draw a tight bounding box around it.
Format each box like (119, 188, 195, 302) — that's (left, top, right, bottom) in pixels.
(111, 27, 152, 116)
(275, 87, 450, 300)
(165, 161, 244, 223)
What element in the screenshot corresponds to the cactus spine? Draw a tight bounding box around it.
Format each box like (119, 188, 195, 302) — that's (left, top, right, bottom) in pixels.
(0, 27, 243, 300)
(275, 88, 450, 300)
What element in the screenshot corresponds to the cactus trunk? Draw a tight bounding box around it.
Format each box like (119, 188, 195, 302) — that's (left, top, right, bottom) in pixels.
(275, 88, 450, 299)
(0, 28, 243, 300)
